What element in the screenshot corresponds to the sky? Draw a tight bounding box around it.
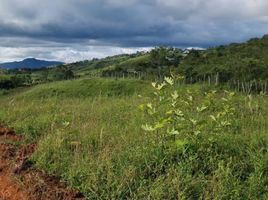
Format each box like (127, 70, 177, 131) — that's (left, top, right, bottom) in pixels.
(1, 0, 268, 63)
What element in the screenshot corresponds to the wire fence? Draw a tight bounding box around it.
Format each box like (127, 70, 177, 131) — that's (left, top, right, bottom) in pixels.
(84, 71, 268, 95)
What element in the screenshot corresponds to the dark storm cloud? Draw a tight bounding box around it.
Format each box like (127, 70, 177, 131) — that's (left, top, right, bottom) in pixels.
(1, 0, 268, 62)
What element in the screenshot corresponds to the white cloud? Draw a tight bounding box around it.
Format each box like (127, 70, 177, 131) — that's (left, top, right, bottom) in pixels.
(0, 0, 268, 61)
(0, 45, 151, 63)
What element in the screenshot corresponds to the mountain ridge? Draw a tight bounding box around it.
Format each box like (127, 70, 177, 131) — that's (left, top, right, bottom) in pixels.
(0, 58, 64, 69)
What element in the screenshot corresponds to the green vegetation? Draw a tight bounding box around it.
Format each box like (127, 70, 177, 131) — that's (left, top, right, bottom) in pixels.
(0, 78, 267, 199)
(1, 35, 268, 199)
(59, 35, 268, 85)
(2, 35, 268, 92)
(180, 35, 268, 82)
(19, 78, 150, 99)
(68, 54, 133, 76)
(101, 48, 183, 79)
(0, 73, 32, 89)
(0, 65, 76, 90)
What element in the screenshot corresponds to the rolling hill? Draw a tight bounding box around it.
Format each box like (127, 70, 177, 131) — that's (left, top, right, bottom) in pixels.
(1, 35, 268, 91)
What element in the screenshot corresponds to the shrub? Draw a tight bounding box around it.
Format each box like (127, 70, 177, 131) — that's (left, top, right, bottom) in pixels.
(140, 74, 240, 150)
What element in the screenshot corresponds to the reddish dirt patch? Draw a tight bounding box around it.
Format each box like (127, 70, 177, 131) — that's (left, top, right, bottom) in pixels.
(0, 173, 28, 200)
(0, 143, 29, 200)
(0, 125, 84, 200)
(0, 126, 15, 135)
(0, 126, 22, 142)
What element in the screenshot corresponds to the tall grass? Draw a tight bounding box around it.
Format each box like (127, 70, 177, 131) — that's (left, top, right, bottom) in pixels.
(0, 78, 268, 199)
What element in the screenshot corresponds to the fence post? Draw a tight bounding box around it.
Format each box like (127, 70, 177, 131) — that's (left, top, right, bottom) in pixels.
(254, 80, 258, 93)
(215, 73, 219, 86)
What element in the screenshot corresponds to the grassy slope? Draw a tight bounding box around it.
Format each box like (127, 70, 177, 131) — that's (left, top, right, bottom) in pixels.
(59, 54, 151, 78)
(0, 78, 268, 199)
(68, 55, 134, 76)
(0, 74, 11, 79)
(114, 54, 150, 69)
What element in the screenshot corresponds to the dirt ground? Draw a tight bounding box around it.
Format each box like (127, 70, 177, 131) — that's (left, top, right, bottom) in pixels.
(0, 126, 84, 200)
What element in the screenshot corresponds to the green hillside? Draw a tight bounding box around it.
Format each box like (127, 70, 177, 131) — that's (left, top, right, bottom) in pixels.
(66, 35, 268, 82)
(0, 78, 267, 199)
(1, 35, 268, 92)
(19, 78, 150, 99)
(180, 35, 268, 82)
(67, 54, 132, 76)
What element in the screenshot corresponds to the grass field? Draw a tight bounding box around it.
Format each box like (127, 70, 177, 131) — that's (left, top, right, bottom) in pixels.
(0, 78, 268, 199)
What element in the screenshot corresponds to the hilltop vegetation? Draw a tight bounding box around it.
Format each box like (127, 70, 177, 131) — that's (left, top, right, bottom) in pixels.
(180, 35, 268, 82)
(68, 54, 134, 76)
(67, 35, 268, 83)
(1, 35, 268, 91)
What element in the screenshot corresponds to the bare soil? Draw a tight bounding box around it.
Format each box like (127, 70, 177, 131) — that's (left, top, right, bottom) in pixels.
(0, 126, 84, 200)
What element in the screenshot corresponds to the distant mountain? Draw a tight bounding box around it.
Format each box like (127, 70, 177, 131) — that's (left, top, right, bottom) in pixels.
(0, 58, 64, 69)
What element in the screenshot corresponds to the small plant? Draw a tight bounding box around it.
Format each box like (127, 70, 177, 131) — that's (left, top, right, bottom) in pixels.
(140, 75, 238, 149)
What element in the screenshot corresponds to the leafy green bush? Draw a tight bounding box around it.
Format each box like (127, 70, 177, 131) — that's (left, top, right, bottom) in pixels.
(141, 75, 240, 150)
